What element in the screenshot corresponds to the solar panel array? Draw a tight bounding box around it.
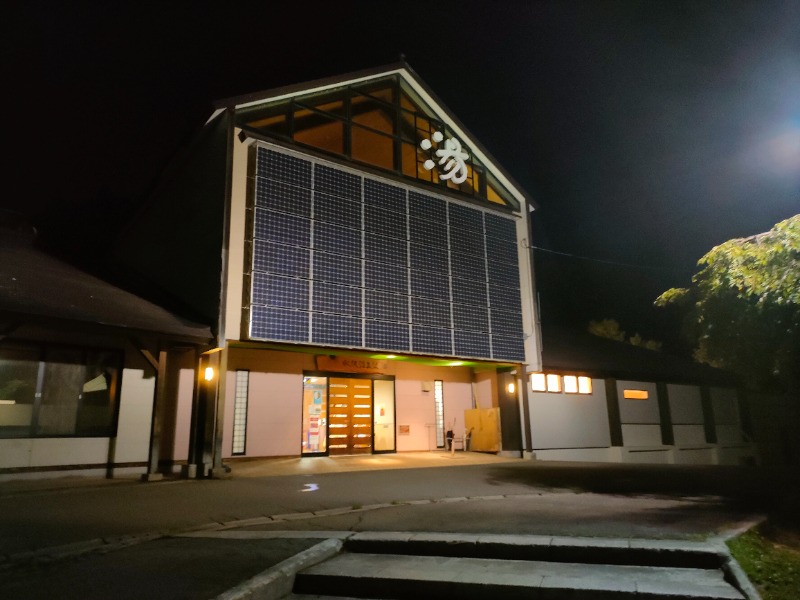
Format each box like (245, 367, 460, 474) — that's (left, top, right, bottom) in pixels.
(248, 146, 525, 362)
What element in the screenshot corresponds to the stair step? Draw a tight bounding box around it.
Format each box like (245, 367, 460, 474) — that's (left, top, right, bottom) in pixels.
(294, 552, 744, 600)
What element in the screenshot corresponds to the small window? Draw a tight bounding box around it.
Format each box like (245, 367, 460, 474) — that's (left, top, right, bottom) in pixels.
(546, 374, 561, 393)
(578, 376, 592, 394)
(530, 372, 546, 392)
(623, 389, 649, 400)
(231, 370, 249, 455)
(563, 375, 578, 394)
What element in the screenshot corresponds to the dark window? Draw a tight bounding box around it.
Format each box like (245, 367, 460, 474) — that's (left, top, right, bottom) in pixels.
(0, 344, 120, 439)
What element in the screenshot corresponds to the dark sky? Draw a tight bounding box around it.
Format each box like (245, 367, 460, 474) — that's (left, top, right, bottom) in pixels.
(5, 1, 799, 341)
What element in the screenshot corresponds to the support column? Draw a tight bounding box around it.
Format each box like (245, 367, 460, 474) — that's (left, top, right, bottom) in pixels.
(605, 378, 623, 447)
(700, 386, 717, 444)
(141, 348, 167, 482)
(210, 346, 230, 478)
(656, 382, 674, 445)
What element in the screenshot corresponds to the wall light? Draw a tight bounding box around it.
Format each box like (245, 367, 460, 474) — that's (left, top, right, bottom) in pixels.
(204, 367, 215, 382)
(507, 382, 516, 394)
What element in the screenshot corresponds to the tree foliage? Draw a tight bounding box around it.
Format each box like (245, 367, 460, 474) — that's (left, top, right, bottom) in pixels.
(655, 215, 800, 391)
(588, 318, 662, 351)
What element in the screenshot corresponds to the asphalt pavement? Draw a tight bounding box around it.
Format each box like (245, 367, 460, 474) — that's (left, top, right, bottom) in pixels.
(1, 452, 794, 599)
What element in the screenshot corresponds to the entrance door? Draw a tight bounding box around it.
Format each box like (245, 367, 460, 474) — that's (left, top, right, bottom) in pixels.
(328, 377, 372, 455)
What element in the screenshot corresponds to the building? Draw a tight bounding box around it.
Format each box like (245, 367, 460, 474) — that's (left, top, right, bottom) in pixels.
(525, 324, 757, 465)
(0, 215, 213, 479)
(114, 64, 542, 476)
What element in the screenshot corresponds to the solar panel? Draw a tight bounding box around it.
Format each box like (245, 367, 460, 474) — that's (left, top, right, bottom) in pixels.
(365, 289, 409, 321)
(365, 260, 408, 293)
(409, 191, 446, 222)
(364, 204, 407, 239)
(491, 309, 524, 336)
(486, 239, 517, 263)
(313, 221, 362, 258)
(312, 312, 362, 346)
(411, 325, 453, 355)
(409, 217, 448, 248)
(254, 208, 311, 247)
(450, 228, 486, 257)
(251, 272, 309, 310)
(365, 319, 410, 351)
(491, 335, 525, 362)
(451, 277, 489, 306)
(246, 147, 526, 361)
(257, 149, 312, 187)
(485, 213, 517, 243)
(313, 281, 362, 316)
(410, 269, 450, 300)
(411, 297, 452, 328)
(364, 233, 408, 266)
(312, 251, 362, 286)
(487, 258, 520, 288)
(448, 203, 484, 233)
(410, 243, 449, 275)
(314, 164, 360, 200)
(364, 178, 406, 213)
(489, 283, 522, 313)
(313, 191, 361, 227)
(453, 303, 490, 332)
(454, 330, 491, 358)
(450, 252, 487, 281)
(255, 177, 312, 216)
(252, 240, 310, 278)
(250, 306, 309, 342)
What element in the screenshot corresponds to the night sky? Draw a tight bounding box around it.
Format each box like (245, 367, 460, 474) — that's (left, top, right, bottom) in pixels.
(5, 1, 799, 345)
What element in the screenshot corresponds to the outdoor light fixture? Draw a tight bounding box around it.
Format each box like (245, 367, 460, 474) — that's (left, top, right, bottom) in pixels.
(204, 367, 215, 382)
(507, 382, 516, 394)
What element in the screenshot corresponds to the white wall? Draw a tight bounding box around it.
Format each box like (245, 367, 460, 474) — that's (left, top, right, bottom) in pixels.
(172, 368, 195, 462)
(616, 380, 661, 447)
(711, 387, 742, 444)
(667, 384, 707, 446)
(529, 378, 611, 449)
(0, 368, 154, 471)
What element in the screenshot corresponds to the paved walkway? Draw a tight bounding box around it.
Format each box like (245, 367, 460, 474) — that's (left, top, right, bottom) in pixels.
(0, 453, 777, 599)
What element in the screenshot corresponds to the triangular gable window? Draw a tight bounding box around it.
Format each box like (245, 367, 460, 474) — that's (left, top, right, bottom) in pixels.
(236, 75, 517, 209)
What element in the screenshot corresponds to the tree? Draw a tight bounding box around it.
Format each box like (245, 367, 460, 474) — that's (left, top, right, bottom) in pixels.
(655, 215, 800, 392)
(588, 318, 662, 351)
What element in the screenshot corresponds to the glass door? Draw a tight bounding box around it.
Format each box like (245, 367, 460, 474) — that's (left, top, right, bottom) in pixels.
(301, 376, 327, 455)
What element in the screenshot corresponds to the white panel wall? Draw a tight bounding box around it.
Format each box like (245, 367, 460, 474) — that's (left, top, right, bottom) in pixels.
(395, 377, 435, 451)
(529, 379, 610, 449)
(225, 370, 302, 458)
(711, 387, 742, 444)
(617, 380, 661, 447)
(667, 384, 707, 446)
(394, 363, 473, 452)
(113, 368, 156, 463)
(172, 368, 195, 462)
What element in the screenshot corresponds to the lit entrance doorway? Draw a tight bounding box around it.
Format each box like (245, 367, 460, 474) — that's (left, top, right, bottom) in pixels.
(329, 377, 372, 455)
(302, 373, 396, 456)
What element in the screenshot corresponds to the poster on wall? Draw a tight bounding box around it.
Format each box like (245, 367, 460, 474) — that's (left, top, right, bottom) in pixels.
(302, 377, 328, 454)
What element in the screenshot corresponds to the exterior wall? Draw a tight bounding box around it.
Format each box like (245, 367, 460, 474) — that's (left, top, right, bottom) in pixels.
(711, 387, 742, 444)
(528, 377, 610, 450)
(224, 128, 249, 342)
(616, 380, 661, 447)
(0, 367, 155, 473)
(221, 348, 478, 457)
(667, 384, 706, 447)
(172, 368, 196, 462)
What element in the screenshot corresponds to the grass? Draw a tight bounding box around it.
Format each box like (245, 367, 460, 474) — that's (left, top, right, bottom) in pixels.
(727, 522, 800, 600)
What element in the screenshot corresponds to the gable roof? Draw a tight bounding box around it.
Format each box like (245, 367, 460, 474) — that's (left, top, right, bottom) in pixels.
(213, 62, 537, 212)
(0, 228, 213, 343)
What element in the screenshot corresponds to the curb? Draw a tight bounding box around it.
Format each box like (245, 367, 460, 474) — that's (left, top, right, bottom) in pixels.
(212, 538, 343, 600)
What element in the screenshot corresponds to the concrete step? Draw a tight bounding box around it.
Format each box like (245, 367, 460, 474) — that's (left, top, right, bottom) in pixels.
(287, 534, 749, 600)
(293, 552, 744, 599)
